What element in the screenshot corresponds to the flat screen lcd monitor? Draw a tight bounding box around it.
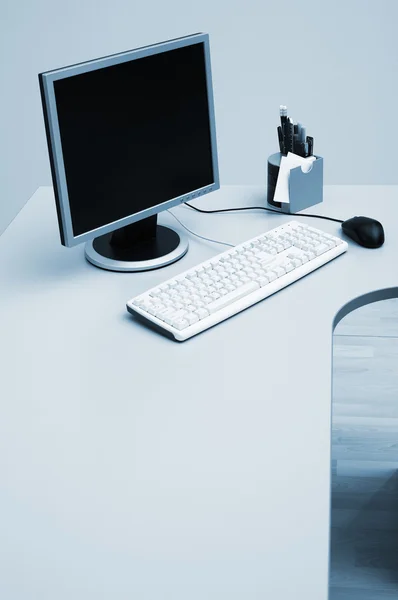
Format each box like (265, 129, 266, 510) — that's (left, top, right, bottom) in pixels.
(39, 33, 219, 271)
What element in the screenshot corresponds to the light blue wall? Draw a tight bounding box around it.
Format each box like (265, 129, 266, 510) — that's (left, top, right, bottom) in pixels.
(1, 0, 397, 234)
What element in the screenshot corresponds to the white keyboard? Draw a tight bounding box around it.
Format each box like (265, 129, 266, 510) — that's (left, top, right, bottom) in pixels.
(127, 221, 348, 341)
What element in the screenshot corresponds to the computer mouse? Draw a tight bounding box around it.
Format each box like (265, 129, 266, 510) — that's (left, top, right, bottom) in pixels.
(341, 216, 385, 249)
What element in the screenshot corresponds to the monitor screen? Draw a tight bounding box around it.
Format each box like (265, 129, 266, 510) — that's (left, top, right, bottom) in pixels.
(53, 42, 214, 237)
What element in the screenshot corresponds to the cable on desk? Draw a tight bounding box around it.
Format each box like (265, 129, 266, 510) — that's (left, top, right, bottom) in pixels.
(167, 210, 235, 248)
(184, 202, 344, 224)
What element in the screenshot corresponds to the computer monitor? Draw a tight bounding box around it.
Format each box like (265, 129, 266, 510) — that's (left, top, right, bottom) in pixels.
(39, 33, 219, 272)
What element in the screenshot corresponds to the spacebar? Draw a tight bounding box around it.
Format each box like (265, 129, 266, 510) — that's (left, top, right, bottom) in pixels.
(207, 281, 260, 314)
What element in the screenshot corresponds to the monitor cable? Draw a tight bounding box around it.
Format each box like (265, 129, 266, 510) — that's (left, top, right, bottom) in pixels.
(183, 202, 344, 224)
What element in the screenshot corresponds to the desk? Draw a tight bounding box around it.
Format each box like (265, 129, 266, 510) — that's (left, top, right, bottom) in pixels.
(0, 185, 397, 600)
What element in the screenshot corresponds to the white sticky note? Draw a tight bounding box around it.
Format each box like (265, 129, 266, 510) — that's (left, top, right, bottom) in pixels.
(273, 152, 316, 204)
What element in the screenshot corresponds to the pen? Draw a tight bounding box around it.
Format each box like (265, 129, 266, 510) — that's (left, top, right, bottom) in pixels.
(293, 135, 300, 155)
(277, 126, 284, 153)
(283, 118, 294, 154)
(306, 136, 314, 156)
(301, 142, 309, 158)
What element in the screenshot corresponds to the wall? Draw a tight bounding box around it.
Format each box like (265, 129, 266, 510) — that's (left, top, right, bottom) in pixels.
(1, 0, 397, 235)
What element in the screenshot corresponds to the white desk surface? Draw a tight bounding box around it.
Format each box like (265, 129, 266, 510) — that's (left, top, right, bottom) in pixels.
(1, 185, 397, 600)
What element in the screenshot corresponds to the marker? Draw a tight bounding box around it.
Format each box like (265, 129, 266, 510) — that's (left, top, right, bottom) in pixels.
(299, 125, 307, 144)
(297, 122, 302, 139)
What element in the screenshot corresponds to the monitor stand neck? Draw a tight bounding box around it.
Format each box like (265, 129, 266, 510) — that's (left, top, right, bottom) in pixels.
(84, 214, 189, 272)
(109, 214, 158, 248)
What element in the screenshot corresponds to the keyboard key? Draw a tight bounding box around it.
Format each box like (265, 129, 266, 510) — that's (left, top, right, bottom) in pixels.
(314, 244, 329, 256)
(181, 279, 194, 288)
(258, 275, 270, 287)
(148, 303, 165, 315)
(132, 297, 145, 307)
(156, 307, 177, 321)
(172, 318, 189, 330)
(225, 284, 236, 292)
(283, 261, 294, 273)
(272, 266, 285, 278)
(164, 309, 187, 325)
(265, 271, 277, 282)
(258, 255, 275, 268)
(185, 312, 199, 325)
(207, 281, 259, 314)
(195, 308, 209, 320)
(248, 272, 259, 280)
(185, 304, 197, 312)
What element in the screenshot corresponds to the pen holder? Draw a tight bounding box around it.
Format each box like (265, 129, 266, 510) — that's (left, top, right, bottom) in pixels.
(267, 152, 323, 213)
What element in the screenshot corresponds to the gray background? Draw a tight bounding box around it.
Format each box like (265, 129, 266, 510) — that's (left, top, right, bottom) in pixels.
(1, 0, 397, 235)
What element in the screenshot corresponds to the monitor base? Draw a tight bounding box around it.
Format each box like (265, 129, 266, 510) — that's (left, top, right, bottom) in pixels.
(84, 217, 189, 272)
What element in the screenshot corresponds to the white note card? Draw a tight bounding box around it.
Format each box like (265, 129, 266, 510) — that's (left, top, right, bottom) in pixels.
(273, 152, 316, 205)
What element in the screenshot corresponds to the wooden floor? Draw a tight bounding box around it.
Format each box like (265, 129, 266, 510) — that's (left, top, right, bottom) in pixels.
(330, 299, 398, 599)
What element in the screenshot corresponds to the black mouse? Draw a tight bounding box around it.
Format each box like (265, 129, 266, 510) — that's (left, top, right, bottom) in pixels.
(341, 216, 385, 249)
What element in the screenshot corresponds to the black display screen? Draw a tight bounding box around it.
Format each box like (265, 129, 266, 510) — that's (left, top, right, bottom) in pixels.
(54, 42, 214, 237)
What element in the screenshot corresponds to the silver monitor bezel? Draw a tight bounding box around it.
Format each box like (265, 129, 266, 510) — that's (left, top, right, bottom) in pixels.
(40, 33, 220, 247)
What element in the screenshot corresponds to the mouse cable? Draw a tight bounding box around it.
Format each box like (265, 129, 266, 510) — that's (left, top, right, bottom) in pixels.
(184, 202, 344, 224)
(167, 210, 235, 248)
